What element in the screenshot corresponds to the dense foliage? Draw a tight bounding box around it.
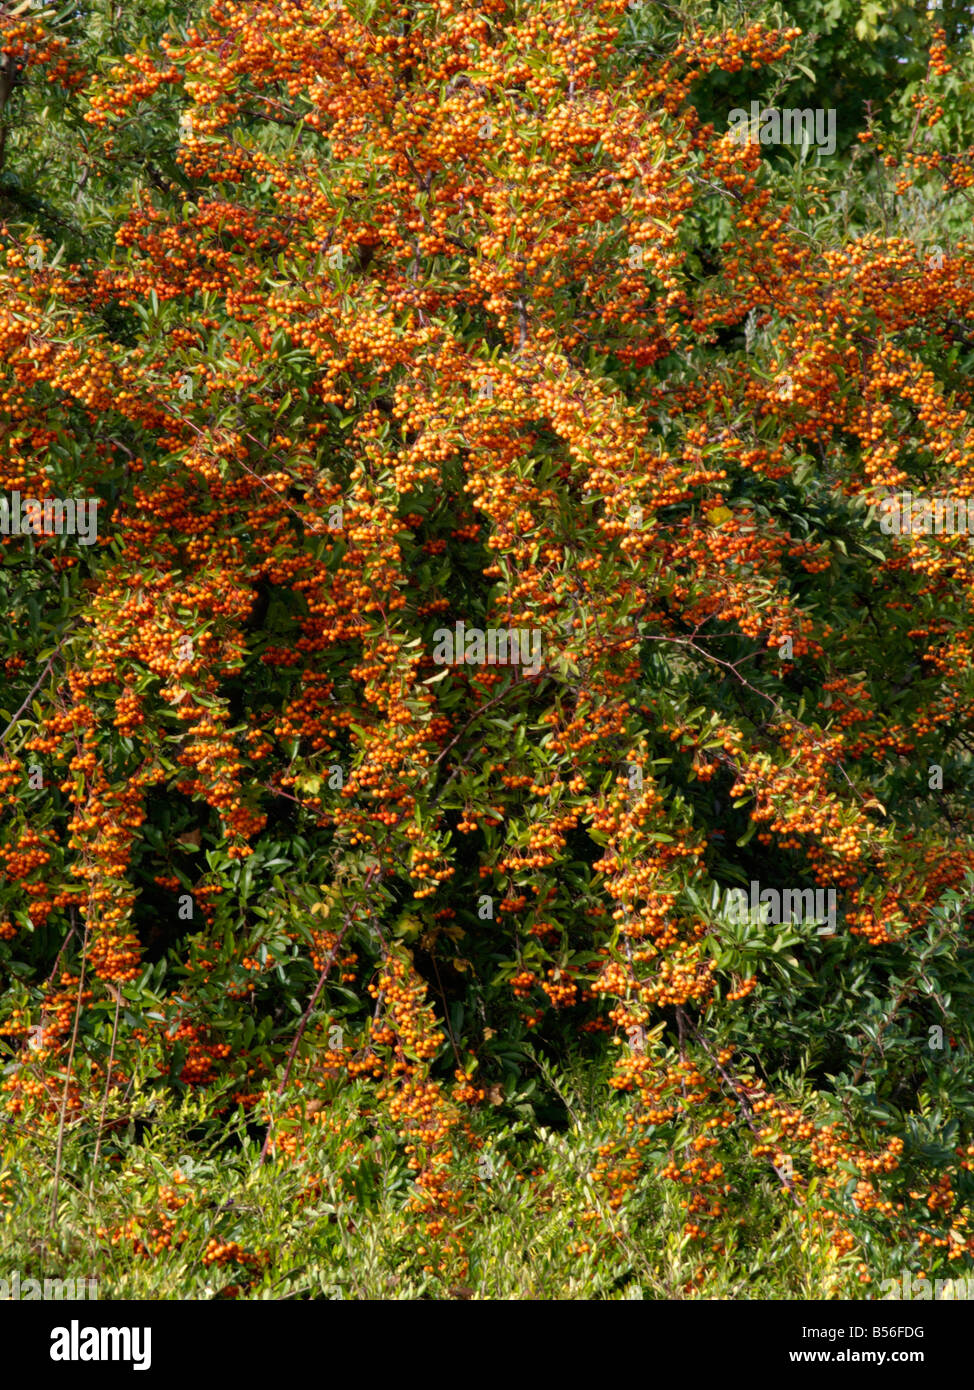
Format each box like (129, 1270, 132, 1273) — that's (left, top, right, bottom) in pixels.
(3, 0, 974, 1298)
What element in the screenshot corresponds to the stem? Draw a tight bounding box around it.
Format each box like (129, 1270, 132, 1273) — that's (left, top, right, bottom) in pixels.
(682, 1008, 801, 1206)
(91, 991, 122, 1180)
(258, 868, 377, 1164)
(49, 921, 90, 1236)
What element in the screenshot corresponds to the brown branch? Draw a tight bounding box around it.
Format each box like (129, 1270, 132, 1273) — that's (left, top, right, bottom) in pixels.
(681, 1008, 801, 1206)
(258, 867, 377, 1164)
(49, 920, 90, 1235)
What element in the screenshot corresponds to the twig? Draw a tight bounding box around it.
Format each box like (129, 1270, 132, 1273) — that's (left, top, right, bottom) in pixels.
(681, 1008, 801, 1206)
(91, 990, 122, 1179)
(0, 620, 80, 747)
(49, 919, 90, 1234)
(258, 867, 376, 1164)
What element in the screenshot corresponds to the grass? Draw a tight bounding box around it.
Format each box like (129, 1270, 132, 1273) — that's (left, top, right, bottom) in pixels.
(0, 1047, 897, 1300)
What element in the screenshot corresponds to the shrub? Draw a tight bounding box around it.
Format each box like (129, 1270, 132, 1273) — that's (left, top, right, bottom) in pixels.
(2, 0, 974, 1295)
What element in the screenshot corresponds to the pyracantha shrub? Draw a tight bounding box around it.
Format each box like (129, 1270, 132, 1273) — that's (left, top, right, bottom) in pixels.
(3, 0, 974, 1291)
